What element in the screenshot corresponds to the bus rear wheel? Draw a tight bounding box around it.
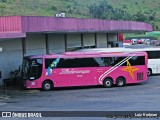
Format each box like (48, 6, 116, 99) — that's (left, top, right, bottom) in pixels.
(103, 78, 113, 88)
(116, 77, 126, 87)
(148, 68, 152, 76)
(42, 81, 53, 91)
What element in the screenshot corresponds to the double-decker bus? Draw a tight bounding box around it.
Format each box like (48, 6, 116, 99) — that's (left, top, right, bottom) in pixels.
(21, 51, 148, 91)
(79, 47, 160, 76)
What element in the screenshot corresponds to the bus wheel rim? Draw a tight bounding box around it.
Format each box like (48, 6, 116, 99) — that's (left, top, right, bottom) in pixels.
(106, 81, 111, 86)
(118, 80, 123, 86)
(45, 83, 50, 89)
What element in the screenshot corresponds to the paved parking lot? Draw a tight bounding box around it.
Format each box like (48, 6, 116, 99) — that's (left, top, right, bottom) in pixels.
(0, 75, 160, 119)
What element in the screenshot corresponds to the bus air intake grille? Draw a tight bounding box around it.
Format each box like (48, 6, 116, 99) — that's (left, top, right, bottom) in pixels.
(137, 72, 144, 81)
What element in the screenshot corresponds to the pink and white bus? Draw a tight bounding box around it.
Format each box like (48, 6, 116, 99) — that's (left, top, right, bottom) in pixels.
(21, 51, 148, 91)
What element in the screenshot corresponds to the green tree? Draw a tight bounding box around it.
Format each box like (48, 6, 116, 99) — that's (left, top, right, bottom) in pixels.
(88, 0, 131, 20)
(88, 0, 114, 19)
(0, 2, 7, 15)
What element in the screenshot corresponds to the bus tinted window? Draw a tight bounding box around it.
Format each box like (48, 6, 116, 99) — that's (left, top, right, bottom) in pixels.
(146, 51, 160, 59)
(76, 58, 100, 67)
(45, 59, 56, 69)
(111, 57, 126, 66)
(129, 56, 145, 65)
(103, 56, 145, 66)
(57, 58, 76, 68)
(94, 58, 106, 67)
(45, 58, 104, 68)
(45, 58, 76, 68)
(157, 51, 160, 58)
(45, 56, 145, 69)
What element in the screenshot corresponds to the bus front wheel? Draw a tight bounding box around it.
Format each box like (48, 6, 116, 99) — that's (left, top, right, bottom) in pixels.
(42, 81, 53, 91)
(116, 77, 126, 87)
(148, 68, 152, 76)
(103, 78, 113, 88)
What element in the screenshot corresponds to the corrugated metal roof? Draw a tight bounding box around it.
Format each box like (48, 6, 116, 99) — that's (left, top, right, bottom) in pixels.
(0, 16, 153, 39)
(21, 17, 153, 33)
(0, 16, 22, 33)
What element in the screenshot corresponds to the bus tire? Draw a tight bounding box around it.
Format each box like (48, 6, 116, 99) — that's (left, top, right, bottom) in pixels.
(116, 77, 126, 87)
(42, 80, 53, 91)
(148, 68, 152, 76)
(103, 78, 113, 88)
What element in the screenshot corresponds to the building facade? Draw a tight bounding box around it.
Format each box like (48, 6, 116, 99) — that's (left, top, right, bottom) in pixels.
(0, 16, 153, 86)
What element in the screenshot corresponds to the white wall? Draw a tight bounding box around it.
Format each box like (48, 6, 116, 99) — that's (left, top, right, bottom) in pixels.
(97, 33, 107, 48)
(0, 39, 23, 85)
(67, 33, 81, 48)
(25, 33, 46, 55)
(83, 33, 95, 46)
(108, 33, 118, 41)
(48, 34, 65, 54)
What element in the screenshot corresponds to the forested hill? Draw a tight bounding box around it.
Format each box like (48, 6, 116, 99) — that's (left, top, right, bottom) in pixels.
(0, 0, 160, 30)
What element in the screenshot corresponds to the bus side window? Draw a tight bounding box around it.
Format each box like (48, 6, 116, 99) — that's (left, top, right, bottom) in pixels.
(147, 51, 158, 59)
(102, 57, 114, 66)
(157, 51, 160, 58)
(129, 56, 145, 65)
(57, 58, 76, 68)
(76, 58, 99, 67)
(111, 57, 127, 66)
(45, 59, 56, 69)
(94, 58, 105, 67)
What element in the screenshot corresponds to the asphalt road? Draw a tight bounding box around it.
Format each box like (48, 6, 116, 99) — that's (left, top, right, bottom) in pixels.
(0, 75, 160, 120)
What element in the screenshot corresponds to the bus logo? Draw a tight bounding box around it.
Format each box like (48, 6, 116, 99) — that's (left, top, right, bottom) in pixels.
(121, 60, 139, 80)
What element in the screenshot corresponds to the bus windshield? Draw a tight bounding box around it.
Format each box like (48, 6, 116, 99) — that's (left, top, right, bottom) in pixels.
(22, 58, 42, 80)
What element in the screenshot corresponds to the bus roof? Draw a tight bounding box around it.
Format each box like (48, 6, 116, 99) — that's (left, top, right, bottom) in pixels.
(77, 47, 160, 52)
(24, 51, 146, 59)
